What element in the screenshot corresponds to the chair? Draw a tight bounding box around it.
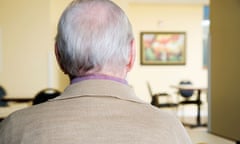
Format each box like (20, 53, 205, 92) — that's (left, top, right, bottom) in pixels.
(178, 80, 201, 105)
(33, 88, 61, 105)
(147, 82, 178, 108)
(0, 85, 7, 106)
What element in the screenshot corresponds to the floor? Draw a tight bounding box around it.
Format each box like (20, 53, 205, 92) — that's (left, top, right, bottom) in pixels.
(161, 104, 235, 144)
(177, 111, 234, 144)
(186, 127, 235, 144)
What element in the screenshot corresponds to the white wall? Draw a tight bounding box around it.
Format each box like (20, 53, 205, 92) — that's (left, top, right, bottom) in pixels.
(127, 3, 208, 102)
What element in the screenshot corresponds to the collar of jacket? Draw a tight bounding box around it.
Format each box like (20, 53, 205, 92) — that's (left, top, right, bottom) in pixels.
(50, 79, 146, 104)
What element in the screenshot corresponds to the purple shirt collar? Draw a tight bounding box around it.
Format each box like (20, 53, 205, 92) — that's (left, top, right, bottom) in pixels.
(71, 74, 128, 85)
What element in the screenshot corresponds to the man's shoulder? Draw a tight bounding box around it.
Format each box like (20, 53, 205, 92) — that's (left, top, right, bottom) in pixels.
(139, 104, 180, 123)
(0, 101, 192, 144)
(1, 102, 52, 125)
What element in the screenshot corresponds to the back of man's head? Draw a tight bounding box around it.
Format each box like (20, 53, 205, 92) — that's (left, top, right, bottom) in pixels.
(55, 0, 134, 78)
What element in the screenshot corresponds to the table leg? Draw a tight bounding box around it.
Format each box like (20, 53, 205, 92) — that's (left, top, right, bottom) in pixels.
(183, 89, 207, 128)
(196, 89, 201, 125)
(190, 89, 207, 128)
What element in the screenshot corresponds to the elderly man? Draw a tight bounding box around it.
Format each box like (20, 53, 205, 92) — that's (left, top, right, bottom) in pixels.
(0, 0, 192, 143)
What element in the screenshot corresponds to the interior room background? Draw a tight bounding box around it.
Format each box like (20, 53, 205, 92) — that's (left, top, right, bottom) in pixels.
(0, 0, 208, 103)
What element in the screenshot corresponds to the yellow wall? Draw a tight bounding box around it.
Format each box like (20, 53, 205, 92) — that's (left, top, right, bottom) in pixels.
(0, 1, 207, 102)
(50, 0, 72, 91)
(0, 0, 52, 97)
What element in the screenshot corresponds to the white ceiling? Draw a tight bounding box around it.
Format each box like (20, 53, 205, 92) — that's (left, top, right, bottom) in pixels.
(129, 0, 209, 5)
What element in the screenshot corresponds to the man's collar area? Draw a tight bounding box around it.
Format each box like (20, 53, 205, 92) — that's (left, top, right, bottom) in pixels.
(50, 79, 146, 104)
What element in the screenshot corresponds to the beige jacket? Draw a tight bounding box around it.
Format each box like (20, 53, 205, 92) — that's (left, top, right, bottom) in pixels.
(0, 79, 192, 144)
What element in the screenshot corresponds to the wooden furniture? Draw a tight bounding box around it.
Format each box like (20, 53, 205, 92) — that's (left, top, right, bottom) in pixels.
(2, 96, 34, 103)
(0, 86, 7, 106)
(33, 88, 61, 105)
(171, 85, 207, 128)
(0, 96, 33, 121)
(147, 82, 178, 108)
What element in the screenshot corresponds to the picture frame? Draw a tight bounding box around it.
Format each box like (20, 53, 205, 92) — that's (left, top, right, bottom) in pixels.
(140, 32, 186, 65)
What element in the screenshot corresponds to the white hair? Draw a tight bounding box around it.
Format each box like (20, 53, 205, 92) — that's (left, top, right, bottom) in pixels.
(55, 0, 134, 77)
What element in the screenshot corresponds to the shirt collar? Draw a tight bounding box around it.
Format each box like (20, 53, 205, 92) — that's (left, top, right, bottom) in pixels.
(71, 74, 128, 85)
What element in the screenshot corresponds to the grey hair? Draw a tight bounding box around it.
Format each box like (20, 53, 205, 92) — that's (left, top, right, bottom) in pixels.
(55, 0, 134, 77)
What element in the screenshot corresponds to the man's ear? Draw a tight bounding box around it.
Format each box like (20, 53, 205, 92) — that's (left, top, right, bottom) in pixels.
(55, 43, 67, 74)
(126, 39, 136, 72)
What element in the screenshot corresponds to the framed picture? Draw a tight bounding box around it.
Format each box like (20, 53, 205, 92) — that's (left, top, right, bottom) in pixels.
(140, 32, 186, 65)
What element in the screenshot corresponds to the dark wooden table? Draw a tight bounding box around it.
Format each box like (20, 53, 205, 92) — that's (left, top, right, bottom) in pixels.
(171, 85, 208, 128)
(2, 96, 34, 103)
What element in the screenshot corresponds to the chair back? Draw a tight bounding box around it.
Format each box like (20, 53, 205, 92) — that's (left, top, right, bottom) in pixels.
(0, 86, 7, 106)
(0, 86, 6, 97)
(146, 82, 153, 96)
(179, 80, 193, 98)
(33, 88, 61, 105)
(146, 82, 158, 105)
